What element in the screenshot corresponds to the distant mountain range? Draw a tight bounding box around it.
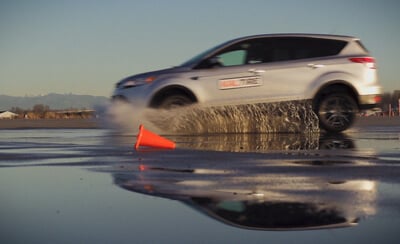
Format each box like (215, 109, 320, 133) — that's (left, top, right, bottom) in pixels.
(0, 93, 109, 110)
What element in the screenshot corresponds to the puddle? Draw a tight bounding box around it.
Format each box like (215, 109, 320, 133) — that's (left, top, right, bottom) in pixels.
(1, 125, 400, 243)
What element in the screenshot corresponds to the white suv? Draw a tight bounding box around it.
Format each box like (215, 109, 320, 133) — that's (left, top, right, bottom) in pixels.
(113, 34, 382, 132)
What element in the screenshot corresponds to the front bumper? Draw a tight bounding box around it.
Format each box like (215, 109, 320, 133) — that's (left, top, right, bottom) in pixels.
(111, 85, 151, 108)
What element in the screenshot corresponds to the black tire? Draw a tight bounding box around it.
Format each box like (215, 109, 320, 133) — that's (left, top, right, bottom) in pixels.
(315, 93, 358, 133)
(159, 94, 193, 109)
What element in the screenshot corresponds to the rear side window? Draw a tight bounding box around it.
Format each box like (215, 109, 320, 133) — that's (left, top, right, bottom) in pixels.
(300, 38, 347, 58)
(253, 37, 348, 63)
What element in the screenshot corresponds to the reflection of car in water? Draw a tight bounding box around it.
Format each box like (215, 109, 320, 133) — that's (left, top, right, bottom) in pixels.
(115, 167, 376, 231)
(319, 134, 355, 150)
(187, 197, 358, 230)
(112, 34, 382, 132)
(112, 134, 376, 231)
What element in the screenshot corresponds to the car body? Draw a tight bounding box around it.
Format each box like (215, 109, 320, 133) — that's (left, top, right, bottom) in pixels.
(112, 34, 382, 132)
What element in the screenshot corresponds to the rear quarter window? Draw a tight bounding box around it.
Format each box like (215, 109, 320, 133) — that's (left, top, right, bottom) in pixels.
(354, 40, 369, 53)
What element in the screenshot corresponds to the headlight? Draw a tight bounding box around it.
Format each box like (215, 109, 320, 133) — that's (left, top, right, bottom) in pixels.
(118, 76, 157, 89)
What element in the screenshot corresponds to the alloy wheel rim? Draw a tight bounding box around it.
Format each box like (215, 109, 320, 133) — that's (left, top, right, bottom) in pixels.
(319, 96, 355, 129)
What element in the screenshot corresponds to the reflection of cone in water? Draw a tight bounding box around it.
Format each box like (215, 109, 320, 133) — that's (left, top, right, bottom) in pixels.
(135, 124, 176, 150)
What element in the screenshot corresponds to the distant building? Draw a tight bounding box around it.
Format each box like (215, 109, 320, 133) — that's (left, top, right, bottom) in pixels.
(0, 111, 18, 119)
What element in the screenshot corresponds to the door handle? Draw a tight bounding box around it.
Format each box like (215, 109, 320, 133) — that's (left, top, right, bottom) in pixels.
(248, 68, 265, 74)
(307, 64, 325, 69)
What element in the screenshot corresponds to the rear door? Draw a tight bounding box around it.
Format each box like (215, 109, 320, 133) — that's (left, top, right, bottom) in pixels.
(256, 37, 348, 101)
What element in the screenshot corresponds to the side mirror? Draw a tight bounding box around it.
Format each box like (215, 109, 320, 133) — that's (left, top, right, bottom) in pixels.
(207, 56, 223, 68)
(196, 56, 223, 69)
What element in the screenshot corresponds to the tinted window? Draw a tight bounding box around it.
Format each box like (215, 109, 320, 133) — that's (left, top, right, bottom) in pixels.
(264, 37, 347, 62)
(195, 37, 347, 69)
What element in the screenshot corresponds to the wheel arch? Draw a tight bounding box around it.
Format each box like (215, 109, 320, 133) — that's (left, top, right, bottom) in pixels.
(149, 85, 198, 108)
(312, 81, 360, 111)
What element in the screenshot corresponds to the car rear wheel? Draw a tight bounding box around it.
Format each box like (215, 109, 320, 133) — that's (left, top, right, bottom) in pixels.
(315, 93, 358, 132)
(159, 95, 194, 109)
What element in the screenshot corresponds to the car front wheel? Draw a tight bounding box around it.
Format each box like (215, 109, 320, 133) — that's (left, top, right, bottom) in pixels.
(159, 94, 194, 109)
(315, 93, 358, 132)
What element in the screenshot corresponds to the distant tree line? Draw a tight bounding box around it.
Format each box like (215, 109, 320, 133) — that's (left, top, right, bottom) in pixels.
(380, 90, 400, 115)
(6, 91, 400, 119)
(10, 104, 94, 119)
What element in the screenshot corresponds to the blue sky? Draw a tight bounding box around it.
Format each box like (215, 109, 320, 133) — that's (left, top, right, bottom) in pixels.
(1, 0, 399, 96)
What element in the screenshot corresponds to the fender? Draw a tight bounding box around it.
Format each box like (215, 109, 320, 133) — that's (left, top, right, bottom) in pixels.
(306, 72, 359, 99)
(148, 76, 199, 107)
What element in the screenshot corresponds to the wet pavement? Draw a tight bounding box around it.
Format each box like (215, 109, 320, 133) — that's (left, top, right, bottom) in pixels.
(0, 122, 400, 243)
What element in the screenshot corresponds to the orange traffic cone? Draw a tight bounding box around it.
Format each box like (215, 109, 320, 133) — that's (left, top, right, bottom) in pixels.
(134, 124, 176, 150)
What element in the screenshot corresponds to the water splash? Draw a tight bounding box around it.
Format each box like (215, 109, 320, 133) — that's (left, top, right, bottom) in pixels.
(104, 101, 146, 133)
(148, 100, 319, 134)
(169, 133, 321, 152)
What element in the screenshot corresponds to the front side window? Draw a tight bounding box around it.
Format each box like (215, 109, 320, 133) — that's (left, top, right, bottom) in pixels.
(218, 50, 246, 66)
(195, 40, 263, 69)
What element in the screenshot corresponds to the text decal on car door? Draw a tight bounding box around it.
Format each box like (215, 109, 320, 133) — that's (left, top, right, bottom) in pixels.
(218, 76, 262, 90)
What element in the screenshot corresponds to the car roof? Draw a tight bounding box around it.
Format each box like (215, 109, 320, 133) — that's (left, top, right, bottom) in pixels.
(232, 33, 358, 42)
(180, 33, 360, 68)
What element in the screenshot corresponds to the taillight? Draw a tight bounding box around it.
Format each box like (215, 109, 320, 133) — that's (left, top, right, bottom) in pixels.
(349, 57, 376, 69)
(374, 95, 382, 104)
(138, 164, 148, 171)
